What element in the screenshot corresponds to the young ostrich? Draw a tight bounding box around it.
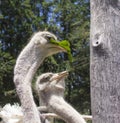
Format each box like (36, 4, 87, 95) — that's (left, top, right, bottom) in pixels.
(36, 71, 86, 123)
(14, 31, 66, 123)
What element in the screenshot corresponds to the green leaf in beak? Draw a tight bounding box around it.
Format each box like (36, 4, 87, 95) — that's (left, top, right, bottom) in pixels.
(50, 39, 73, 62)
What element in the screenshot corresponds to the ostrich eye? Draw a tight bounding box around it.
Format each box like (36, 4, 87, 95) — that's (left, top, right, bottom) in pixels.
(46, 36, 52, 41)
(45, 35, 55, 42)
(0, 117, 2, 122)
(40, 74, 53, 83)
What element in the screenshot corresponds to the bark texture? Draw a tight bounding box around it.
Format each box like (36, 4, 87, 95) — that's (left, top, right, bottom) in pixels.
(90, 0, 120, 123)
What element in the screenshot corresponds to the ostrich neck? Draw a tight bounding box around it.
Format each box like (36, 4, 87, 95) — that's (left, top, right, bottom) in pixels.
(14, 42, 44, 83)
(48, 95, 86, 123)
(14, 42, 44, 123)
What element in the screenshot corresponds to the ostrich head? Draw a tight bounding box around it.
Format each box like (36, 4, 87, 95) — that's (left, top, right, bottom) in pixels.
(30, 31, 66, 57)
(36, 71, 68, 104)
(0, 104, 23, 123)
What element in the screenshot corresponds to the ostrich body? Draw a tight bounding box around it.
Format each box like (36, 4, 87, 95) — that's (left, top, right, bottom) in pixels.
(14, 31, 66, 123)
(36, 71, 86, 123)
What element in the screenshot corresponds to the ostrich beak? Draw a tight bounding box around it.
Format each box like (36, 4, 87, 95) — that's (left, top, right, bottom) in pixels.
(50, 71, 68, 82)
(57, 45, 67, 52)
(50, 44, 67, 53)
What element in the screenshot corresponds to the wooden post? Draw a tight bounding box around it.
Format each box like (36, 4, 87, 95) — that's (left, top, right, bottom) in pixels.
(90, 0, 120, 123)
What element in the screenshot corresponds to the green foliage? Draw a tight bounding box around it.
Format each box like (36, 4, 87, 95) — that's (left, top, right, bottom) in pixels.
(0, 0, 39, 104)
(0, 45, 16, 105)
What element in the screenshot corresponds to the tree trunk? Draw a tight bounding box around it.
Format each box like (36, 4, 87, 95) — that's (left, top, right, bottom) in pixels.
(90, 0, 120, 123)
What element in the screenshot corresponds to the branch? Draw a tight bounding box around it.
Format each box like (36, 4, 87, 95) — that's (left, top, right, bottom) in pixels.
(82, 115, 92, 120)
(38, 106, 47, 112)
(41, 113, 92, 121)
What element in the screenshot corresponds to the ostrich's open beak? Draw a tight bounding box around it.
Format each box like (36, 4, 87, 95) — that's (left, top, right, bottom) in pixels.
(50, 71, 68, 82)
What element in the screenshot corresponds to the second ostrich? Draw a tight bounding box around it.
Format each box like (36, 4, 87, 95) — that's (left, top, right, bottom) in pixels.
(36, 71, 86, 123)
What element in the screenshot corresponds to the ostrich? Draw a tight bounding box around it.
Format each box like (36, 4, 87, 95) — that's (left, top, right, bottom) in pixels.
(14, 31, 66, 123)
(36, 71, 87, 123)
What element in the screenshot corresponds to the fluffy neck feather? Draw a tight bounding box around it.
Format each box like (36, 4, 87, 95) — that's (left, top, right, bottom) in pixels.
(14, 41, 45, 123)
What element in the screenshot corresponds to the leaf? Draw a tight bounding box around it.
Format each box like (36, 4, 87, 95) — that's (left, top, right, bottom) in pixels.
(50, 39, 73, 62)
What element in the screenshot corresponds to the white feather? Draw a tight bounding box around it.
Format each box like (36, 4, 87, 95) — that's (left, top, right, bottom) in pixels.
(0, 103, 23, 123)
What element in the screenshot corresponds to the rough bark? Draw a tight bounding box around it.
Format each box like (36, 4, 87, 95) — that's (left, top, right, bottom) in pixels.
(90, 0, 120, 123)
